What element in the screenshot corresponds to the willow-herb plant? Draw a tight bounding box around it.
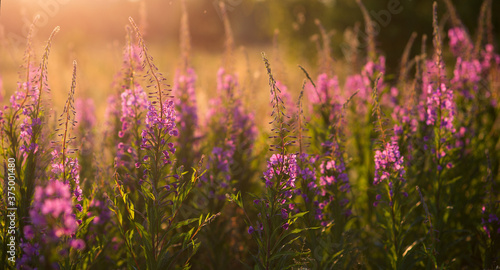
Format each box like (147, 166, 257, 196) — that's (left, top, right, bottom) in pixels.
(229, 54, 312, 270)
(109, 17, 217, 270)
(299, 65, 358, 268)
(371, 74, 424, 269)
(0, 22, 60, 270)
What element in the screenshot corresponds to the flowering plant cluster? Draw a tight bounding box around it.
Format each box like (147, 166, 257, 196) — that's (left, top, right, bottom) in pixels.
(0, 1, 499, 269)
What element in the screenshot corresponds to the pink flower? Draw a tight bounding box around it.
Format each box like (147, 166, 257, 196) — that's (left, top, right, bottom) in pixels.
(70, 239, 86, 250)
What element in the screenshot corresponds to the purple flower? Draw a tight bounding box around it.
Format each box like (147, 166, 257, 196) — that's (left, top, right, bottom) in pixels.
(282, 223, 289, 230)
(448, 27, 473, 56)
(140, 99, 177, 155)
(49, 150, 83, 201)
(121, 86, 149, 121)
(481, 204, 500, 239)
(306, 73, 342, 106)
(374, 138, 405, 185)
(451, 58, 482, 99)
(114, 85, 151, 181)
(70, 239, 86, 250)
(426, 82, 455, 133)
(274, 81, 296, 116)
(216, 67, 238, 96)
(30, 181, 78, 240)
(24, 225, 35, 240)
(173, 68, 198, 129)
(281, 208, 288, 219)
(89, 198, 112, 226)
(248, 226, 255, 235)
(263, 154, 298, 192)
(481, 44, 500, 71)
(344, 56, 386, 114)
(202, 67, 256, 197)
(18, 241, 40, 269)
(75, 98, 96, 130)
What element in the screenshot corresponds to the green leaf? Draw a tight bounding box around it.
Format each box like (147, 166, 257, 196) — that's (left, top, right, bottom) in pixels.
(170, 217, 199, 231)
(269, 250, 296, 262)
(229, 192, 243, 208)
(289, 227, 320, 235)
(289, 211, 308, 220)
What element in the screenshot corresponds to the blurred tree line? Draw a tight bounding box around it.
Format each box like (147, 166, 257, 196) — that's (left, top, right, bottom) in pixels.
(197, 0, 500, 74)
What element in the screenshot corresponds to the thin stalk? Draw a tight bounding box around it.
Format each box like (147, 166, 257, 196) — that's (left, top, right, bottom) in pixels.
(60, 61, 77, 182)
(129, 17, 165, 119)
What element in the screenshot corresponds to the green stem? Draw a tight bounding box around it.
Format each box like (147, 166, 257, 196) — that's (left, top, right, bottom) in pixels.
(390, 195, 399, 269)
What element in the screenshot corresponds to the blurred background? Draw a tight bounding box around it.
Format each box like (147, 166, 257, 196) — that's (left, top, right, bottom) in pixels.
(0, 0, 499, 120)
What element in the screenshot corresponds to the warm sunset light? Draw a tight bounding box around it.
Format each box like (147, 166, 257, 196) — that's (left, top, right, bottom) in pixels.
(0, 0, 499, 269)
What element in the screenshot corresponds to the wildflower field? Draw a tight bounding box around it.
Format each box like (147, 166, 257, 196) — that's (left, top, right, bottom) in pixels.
(0, 0, 499, 269)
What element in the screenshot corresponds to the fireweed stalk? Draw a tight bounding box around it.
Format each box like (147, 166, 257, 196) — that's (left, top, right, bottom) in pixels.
(298, 63, 355, 267)
(392, 35, 429, 174)
(303, 104, 351, 267)
(298, 27, 353, 228)
(231, 54, 310, 270)
(114, 26, 149, 191)
(0, 22, 60, 244)
(108, 18, 216, 270)
(0, 18, 38, 267)
(448, 28, 481, 153)
(481, 151, 500, 268)
(172, 68, 198, 171)
(449, 26, 500, 151)
(202, 73, 237, 204)
(100, 26, 144, 189)
(194, 4, 258, 269)
(305, 20, 344, 129)
(300, 20, 366, 267)
(336, 1, 390, 225)
(204, 67, 257, 203)
(371, 74, 418, 269)
(271, 30, 297, 120)
(52, 61, 83, 203)
(392, 33, 420, 153)
(202, 11, 238, 197)
(173, 0, 200, 174)
(443, 3, 500, 267)
(74, 98, 97, 191)
(203, 1, 257, 205)
(421, 5, 459, 265)
(20, 61, 89, 269)
(299, 25, 352, 251)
